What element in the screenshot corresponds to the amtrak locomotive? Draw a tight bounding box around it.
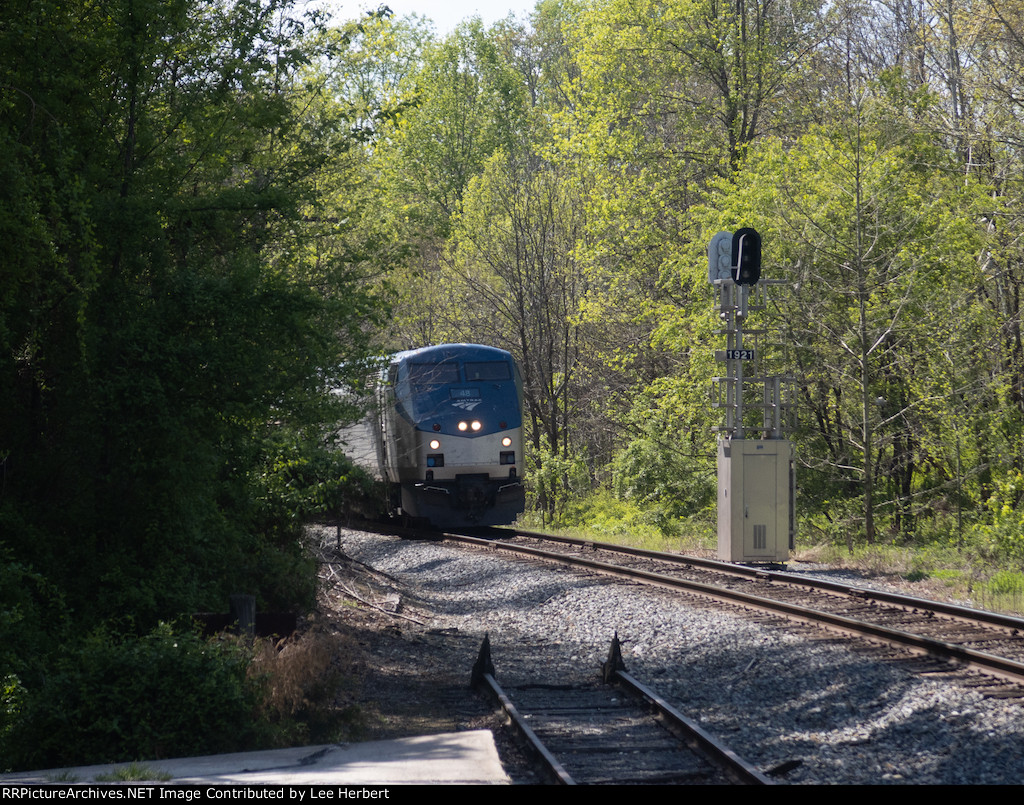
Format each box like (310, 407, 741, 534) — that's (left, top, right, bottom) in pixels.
(373, 344, 526, 528)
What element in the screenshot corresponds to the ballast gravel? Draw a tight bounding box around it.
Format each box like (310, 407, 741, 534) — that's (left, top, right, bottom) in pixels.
(323, 527, 1024, 785)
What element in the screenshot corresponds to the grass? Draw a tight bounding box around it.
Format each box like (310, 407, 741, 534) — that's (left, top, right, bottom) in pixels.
(772, 538, 1024, 616)
(974, 570, 1024, 614)
(518, 494, 717, 556)
(94, 762, 172, 782)
(248, 626, 369, 746)
(45, 772, 80, 783)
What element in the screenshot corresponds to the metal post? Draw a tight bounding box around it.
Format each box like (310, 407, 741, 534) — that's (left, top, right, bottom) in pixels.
(734, 284, 747, 439)
(772, 377, 782, 437)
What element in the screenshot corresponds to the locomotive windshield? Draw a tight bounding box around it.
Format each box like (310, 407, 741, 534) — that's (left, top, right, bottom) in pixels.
(391, 352, 520, 426)
(405, 359, 511, 387)
(464, 361, 512, 381)
(407, 361, 460, 390)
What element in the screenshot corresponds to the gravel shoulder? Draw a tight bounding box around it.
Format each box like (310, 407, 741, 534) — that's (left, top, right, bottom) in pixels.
(306, 525, 1024, 785)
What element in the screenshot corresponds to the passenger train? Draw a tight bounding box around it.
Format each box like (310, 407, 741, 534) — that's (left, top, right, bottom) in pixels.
(372, 344, 526, 528)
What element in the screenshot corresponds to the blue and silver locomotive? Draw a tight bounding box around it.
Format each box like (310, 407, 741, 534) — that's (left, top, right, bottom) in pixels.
(373, 344, 526, 528)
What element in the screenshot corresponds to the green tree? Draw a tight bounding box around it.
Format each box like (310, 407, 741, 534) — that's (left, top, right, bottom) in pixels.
(449, 147, 589, 520)
(0, 0, 383, 628)
(700, 85, 991, 542)
(373, 17, 537, 346)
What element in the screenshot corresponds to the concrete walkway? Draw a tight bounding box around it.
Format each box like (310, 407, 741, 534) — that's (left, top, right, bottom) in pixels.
(0, 731, 510, 785)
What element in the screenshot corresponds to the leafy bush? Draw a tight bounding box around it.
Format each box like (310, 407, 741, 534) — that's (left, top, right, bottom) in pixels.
(0, 674, 26, 769)
(253, 439, 386, 525)
(972, 470, 1024, 567)
(798, 494, 869, 549)
(6, 624, 269, 771)
(526, 437, 592, 523)
(611, 434, 716, 520)
(558, 488, 686, 540)
(984, 570, 1024, 597)
(0, 543, 67, 674)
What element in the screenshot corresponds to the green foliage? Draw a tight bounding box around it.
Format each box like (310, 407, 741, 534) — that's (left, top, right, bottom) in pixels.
(694, 85, 992, 543)
(0, 674, 26, 771)
(526, 435, 592, 523)
(0, 541, 67, 675)
(930, 569, 964, 584)
(608, 367, 719, 518)
(5, 624, 268, 771)
(546, 488, 717, 553)
(571, 0, 818, 173)
(972, 470, 1024, 567)
(983, 570, 1024, 597)
(559, 487, 683, 538)
(0, 0, 394, 768)
(252, 436, 387, 525)
(611, 430, 715, 517)
(0, 0, 388, 626)
(381, 17, 532, 235)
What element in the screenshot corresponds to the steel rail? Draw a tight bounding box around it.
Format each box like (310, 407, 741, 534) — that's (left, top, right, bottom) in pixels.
(490, 527, 1024, 635)
(602, 636, 773, 785)
(448, 531, 1024, 686)
(470, 636, 576, 785)
(472, 635, 769, 785)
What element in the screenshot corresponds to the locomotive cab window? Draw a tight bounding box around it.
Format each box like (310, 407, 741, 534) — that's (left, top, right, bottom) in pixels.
(464, 361, 512, 381)
(407, 361, 460, 389)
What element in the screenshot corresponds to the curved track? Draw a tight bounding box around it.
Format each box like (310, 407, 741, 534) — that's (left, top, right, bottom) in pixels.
(440, 527, 1024, 690)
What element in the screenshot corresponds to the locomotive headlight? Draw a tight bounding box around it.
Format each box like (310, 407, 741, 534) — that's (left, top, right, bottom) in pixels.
(501, 437, 512, 447)
(429, 439, 441, 450)
(471, 420, 482, 431)
(458, 421, 468, 431)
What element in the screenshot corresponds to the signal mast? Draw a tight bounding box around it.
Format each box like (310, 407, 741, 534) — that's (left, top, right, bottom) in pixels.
(708, 229, 796, 563)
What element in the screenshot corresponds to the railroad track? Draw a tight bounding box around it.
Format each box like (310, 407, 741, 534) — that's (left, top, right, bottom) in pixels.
(470, 635, 774, 785)
(437, 526, 1024, 692)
